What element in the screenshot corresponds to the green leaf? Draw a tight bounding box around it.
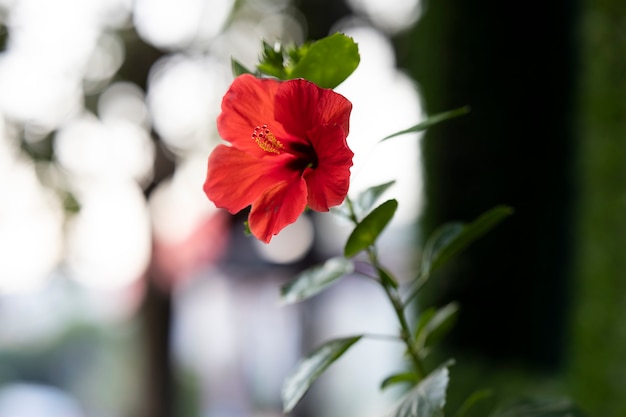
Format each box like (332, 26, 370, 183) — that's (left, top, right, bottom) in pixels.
(413, 307, 436, 345)
(330, 204, 352, 220)
(420, 223, 463, 274)
(282, 336, 362, 413)
(231, 57, 253, 77)
(257, 40, 287, 79)
(61, 190, 81, 214)
(491, 399, 587, 417)
(388, 363, 452, 417)
(242, 221, 252, 237)
(377, 265, 399, 289)
(286, 42, 308, 66)
(344, 199, 398, 258)
(280, 257, 354, 304)
(288, 33, 359, 88)
(354, 180, 396, 219)
(454, 389, 493, 417)
(381, 372, 419, 391)
(421, 205, 513, 276)
(331, 181, 395, 221)
(380, 106, 471, 142)
(415, 303, 459, 352)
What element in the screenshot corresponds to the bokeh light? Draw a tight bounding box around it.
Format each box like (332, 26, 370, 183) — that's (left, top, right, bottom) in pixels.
(55, 114, 155, 185)
(64, 180, 151, 290)
(0, 1, 431, 416)
(252, 215, 315, 264)
(347, 0, 420, 33)
(0, 0, 132, 135)
(83, 31, 126, 94)
(0, 383, 83, 417)
(150, 155, 230, 286)
(335, 23, 423, 224)
(147, 55, 228, 155)
(98, 81, 151, 129)
(133, 0, 234, 50)
(0, 150, 64, 293)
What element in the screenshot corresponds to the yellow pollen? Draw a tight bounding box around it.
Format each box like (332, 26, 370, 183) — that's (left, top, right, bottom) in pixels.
(252, 124, 284, 154)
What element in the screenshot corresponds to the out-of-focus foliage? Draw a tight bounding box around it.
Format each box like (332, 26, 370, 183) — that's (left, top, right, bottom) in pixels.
(395, 0, 626, 415)
(568, 0, 626, 416)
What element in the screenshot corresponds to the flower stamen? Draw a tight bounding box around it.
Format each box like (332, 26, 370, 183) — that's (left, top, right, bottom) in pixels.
(252, 124, 283, 154)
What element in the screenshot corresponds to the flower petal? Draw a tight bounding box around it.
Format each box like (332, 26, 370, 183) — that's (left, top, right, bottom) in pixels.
(303, 124, 353, 212)
(217, 74, 290, 155)
(274, 79, 352, 140)
(248, 177, 308, 243)
(203, 145, 294, 214)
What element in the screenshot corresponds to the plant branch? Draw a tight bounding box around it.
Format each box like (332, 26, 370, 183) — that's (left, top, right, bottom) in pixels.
(345, 196, 426, 380)
(368, 246, 425, 380)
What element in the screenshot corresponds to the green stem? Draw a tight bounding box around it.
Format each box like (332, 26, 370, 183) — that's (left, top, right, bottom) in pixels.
(367, 247, 425, 380)
(345, 196, 426, 380)
(344, 195, 359, 224)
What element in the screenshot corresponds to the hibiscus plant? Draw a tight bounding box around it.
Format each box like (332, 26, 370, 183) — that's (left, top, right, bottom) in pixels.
(203, 33, 585, 417)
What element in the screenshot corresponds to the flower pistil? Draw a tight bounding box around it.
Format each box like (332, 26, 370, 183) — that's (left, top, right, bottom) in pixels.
(252, 124, 284, 154)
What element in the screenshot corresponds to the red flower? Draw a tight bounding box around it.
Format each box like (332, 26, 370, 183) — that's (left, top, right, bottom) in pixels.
(204, 74, 353, 243)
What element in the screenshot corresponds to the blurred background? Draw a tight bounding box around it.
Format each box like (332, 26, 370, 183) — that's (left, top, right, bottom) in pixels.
(0, 0, 623, 416)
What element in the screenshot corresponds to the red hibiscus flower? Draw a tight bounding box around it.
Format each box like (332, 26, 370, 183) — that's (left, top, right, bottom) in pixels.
(204, 74, 353, 243)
